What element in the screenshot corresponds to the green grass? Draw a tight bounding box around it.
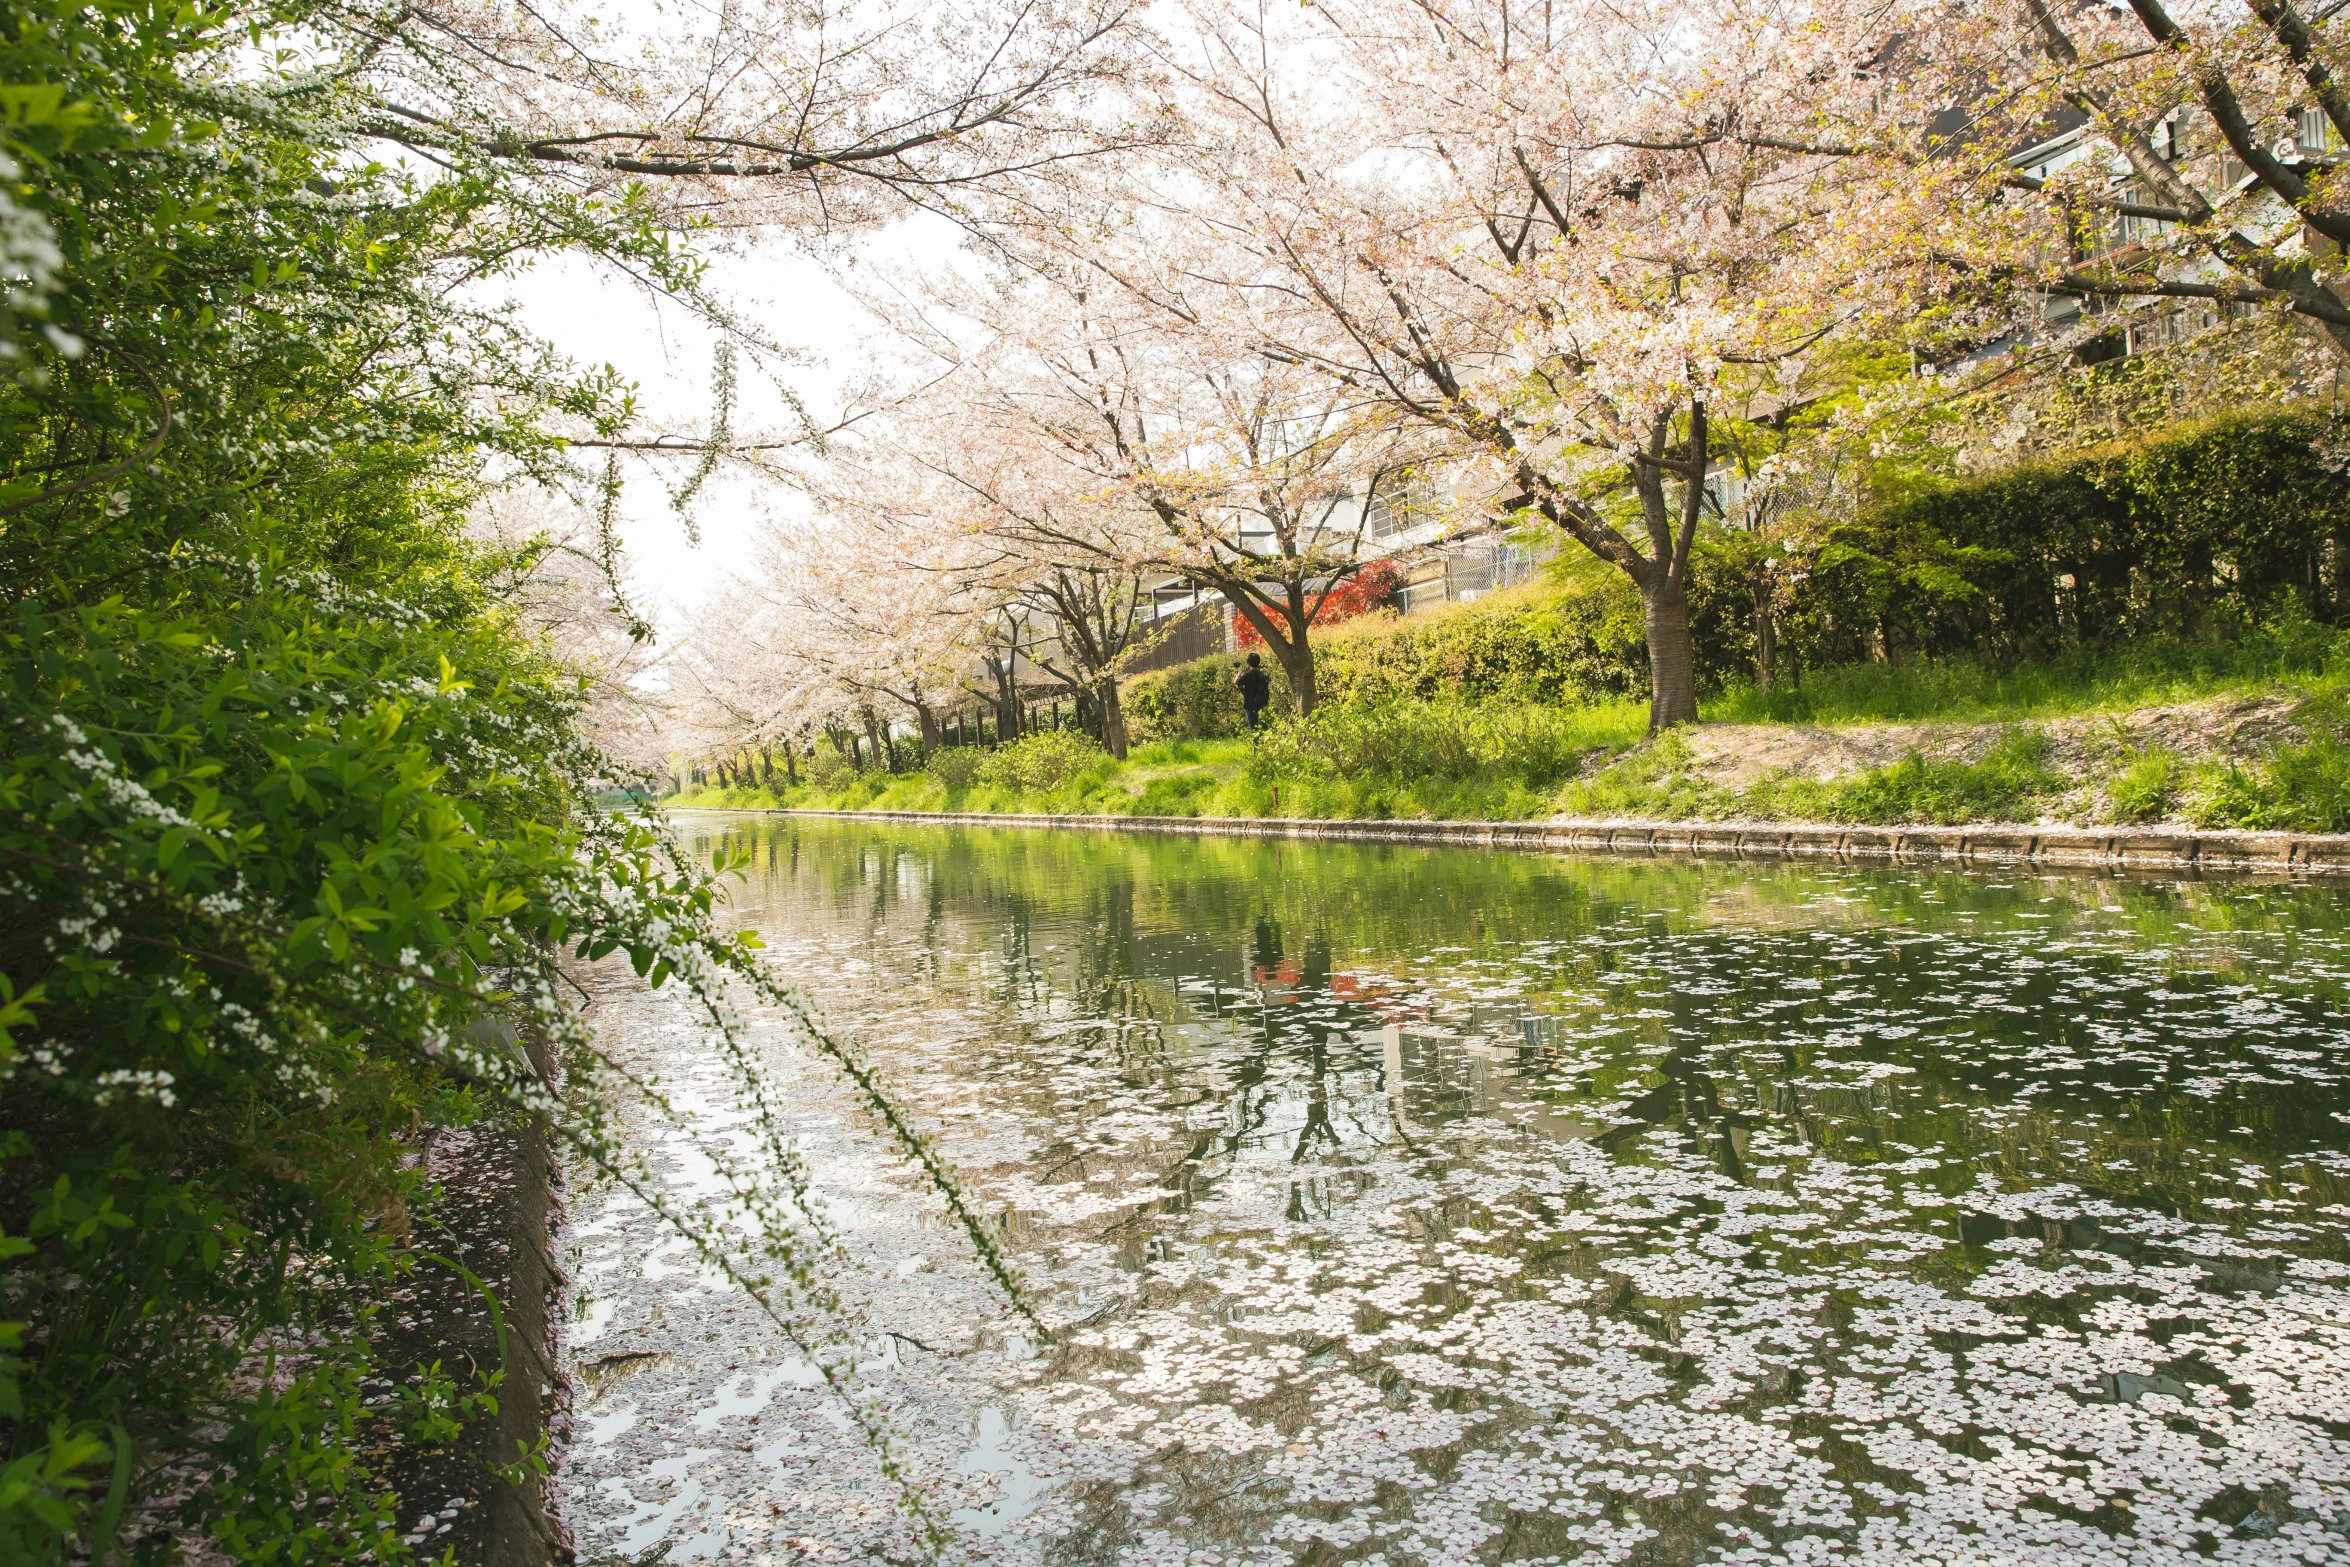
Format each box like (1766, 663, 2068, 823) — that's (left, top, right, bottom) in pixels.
(1553, 730, 2074, 826)
(2168, 695, 2350, 832)
(673, 641, 2350, 832)
(1704, 623, 2345, 725)
(674, 707, 1650, 823)
(1756, 729, 2070, 825)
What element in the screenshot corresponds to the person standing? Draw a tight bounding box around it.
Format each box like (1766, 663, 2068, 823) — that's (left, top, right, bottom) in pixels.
(1235, 653, 1273, 732)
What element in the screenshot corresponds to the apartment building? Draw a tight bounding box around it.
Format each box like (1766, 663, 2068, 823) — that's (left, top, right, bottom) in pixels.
(1999, 101, 2344, 364)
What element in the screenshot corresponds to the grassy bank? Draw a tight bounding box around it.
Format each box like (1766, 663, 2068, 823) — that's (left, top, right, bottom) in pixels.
(676, 646, 2350, 833)
(684, 701, 1653, 823)
(1707, 626, 2347, 724)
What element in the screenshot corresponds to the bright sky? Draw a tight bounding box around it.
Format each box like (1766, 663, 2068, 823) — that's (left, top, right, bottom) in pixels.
(506, 216, 962, 637)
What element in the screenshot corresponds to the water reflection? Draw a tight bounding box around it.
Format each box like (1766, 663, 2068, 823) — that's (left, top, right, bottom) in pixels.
(561, 818, 2350, 1566)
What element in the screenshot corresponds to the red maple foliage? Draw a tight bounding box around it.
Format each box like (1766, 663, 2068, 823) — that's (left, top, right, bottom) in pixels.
(1232, 561, 1404, 649)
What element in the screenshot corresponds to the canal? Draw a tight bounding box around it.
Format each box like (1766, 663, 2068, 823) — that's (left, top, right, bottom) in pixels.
(561, 816, 2350, 1566)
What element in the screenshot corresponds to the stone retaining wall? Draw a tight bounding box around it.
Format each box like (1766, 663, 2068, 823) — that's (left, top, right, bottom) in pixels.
(741, 809, 2350, 879)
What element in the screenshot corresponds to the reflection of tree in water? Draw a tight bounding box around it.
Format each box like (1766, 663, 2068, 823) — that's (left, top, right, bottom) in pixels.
(689, 817, 2350, 1566)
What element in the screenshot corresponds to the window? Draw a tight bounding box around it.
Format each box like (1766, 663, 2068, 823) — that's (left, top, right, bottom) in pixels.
(2299, 108, 2341, 154)
(2125, 307, 2215, 356)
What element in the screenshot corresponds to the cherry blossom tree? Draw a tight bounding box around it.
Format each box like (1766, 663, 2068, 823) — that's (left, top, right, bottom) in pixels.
(868, 245, 1443, 717)
(315, 0, 1169, 663)
(471, 480, 673, 776)
(344, 0, 1158, 232)
(825, 408, 1166, 754)
(1119, 0, 1978, 728)
(1972, 0, 2350, 358)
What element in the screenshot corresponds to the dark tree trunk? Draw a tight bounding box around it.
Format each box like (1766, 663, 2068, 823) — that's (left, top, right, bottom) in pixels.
(783, 741, 798, 787)
(1644, 582, 1700, 732)
(1621, 417, 1705, 734)
(1753, 579, 1778, 695)
(986, 657, 1023, 742)
(1281, 637, 1317, 718)
(1097, 678, 1130, 759)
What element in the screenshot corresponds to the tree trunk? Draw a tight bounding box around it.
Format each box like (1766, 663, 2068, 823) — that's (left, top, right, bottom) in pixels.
(912, 703, 941, 760)
(993, 664, 1023, 741)
(1644, 581, 1700, 732)
(1215, 583, 1320, 717)
(1753, 580, 1778, 695)
(1283, 639, 1317, 718)
(1097, 678, 1130, 760)
(783, 741, 798, 787)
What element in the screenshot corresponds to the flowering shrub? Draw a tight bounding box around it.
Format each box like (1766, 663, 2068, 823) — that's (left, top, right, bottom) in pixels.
(1, 556, 1027, 1562)
(0, 4, 1022, 1560)
(977, 729, 1109, 793)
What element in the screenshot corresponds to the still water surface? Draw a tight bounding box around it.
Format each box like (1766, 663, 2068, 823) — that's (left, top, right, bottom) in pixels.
(562, 817, 2350, 1567)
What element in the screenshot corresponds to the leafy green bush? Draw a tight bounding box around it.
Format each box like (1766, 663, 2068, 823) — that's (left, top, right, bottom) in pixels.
(927, 747, 984, 788)
(1125, 656, 1286, 741)
(1247, 700, 1635, 787)
(801, 747, 859, 791)
(1314, 566, 1647, 707)
(1124, 570, 1648, 741)
(0, 1, 1014, 1558)
(978, 730, 1109, 793)
(1781, 411, 2350, 674)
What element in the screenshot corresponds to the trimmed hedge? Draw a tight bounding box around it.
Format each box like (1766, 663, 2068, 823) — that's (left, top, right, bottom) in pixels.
(1778, 410, 2350, 672)
(1123, 571, 1646, 739)
(1313, 563, 1646, 707)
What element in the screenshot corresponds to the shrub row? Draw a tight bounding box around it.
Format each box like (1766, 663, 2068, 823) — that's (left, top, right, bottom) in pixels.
(1126, 410, 2350, 725)
(1753, 409, 2350, 677)
(1125, 568, 1646, 741)
(1244, 700, 1624, 788)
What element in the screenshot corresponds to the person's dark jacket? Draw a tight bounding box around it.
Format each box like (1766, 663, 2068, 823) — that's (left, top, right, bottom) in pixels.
(1236, 665, 1272, 710)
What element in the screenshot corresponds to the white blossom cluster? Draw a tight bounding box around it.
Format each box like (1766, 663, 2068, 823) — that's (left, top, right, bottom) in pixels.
(48, 712, 199, 831)
(91, 1067, 178, 1108)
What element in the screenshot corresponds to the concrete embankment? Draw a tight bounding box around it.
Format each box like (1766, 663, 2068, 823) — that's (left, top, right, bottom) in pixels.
(375, 1026, 569, 1566)
(744, 808, 2350, 880)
